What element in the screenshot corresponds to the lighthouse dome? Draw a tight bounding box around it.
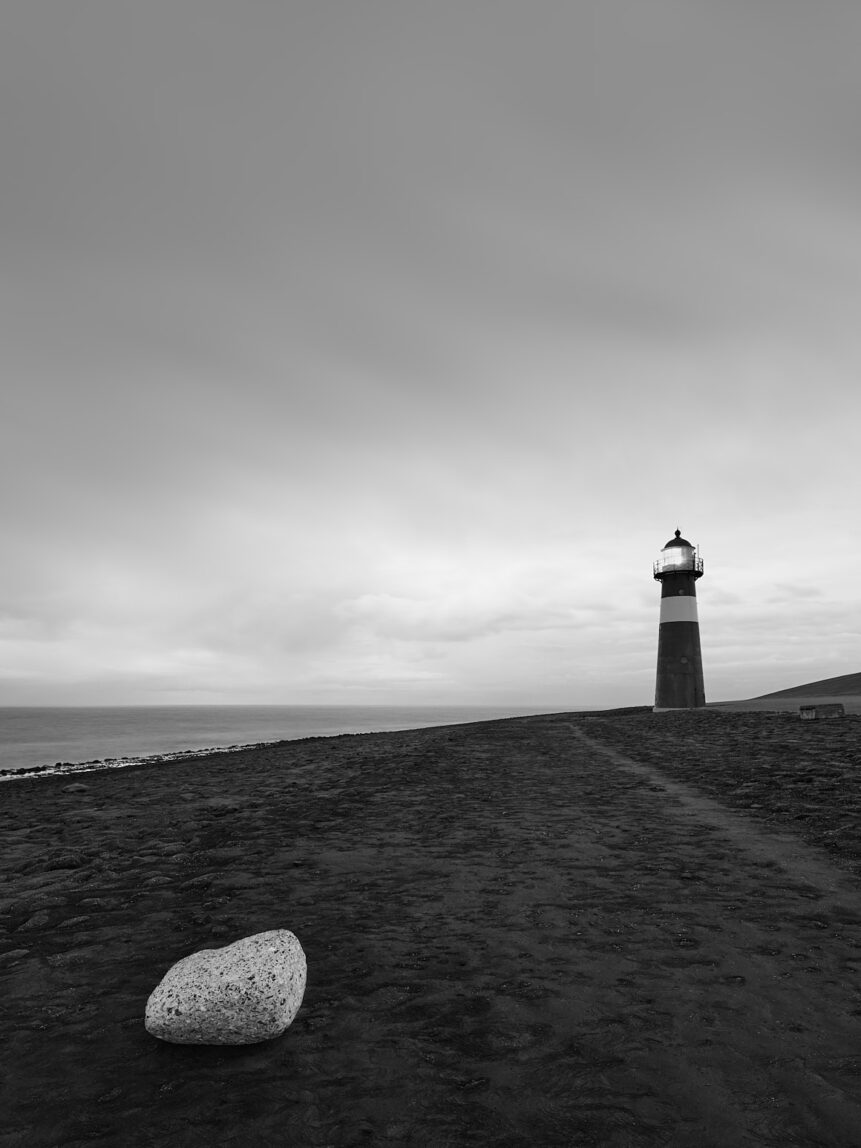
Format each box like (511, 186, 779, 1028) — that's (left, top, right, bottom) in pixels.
(664, 529, 692, 548)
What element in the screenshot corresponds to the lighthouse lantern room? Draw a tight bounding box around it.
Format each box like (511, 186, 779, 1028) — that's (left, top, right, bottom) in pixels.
(653, 529, 706, 711)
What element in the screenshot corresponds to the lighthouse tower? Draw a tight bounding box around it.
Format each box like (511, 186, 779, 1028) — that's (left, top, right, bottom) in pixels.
(653, 529, 705, 711)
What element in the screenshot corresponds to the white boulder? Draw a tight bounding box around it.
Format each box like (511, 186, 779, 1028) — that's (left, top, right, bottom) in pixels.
(145, 930, 306, 1045)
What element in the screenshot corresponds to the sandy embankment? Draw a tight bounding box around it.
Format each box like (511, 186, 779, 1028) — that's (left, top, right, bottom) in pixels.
(3, 710, 861, 1147)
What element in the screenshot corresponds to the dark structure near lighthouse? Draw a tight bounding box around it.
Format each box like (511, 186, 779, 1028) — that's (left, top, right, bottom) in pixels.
(653, 529, 706, 711)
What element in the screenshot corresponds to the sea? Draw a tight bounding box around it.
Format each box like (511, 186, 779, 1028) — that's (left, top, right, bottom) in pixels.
(0, 704, 556, 779)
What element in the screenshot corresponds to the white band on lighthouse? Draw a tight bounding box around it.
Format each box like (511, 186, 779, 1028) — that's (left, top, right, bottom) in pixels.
(659, 595, 700, 624)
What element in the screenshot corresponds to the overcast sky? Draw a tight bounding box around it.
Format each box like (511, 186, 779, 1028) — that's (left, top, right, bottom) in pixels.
(2, 1, 860, 708)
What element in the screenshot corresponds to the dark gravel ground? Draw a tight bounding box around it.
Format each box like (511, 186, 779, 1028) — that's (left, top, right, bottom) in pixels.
(2, 709, 861, 1146)
(575, 707, 861, 877)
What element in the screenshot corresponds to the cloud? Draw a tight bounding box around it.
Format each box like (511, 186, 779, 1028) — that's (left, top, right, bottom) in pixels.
(340, 590, 578, 645)
(2, 2, 861, 704)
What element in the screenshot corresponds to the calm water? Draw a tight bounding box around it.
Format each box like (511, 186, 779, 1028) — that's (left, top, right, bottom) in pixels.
(0, 705, 554, 776)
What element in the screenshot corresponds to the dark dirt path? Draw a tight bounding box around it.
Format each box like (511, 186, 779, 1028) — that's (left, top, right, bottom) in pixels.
(3, 712, 861, 1146)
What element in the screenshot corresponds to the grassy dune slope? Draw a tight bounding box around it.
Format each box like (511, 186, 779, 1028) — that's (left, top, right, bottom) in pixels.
(758, 671, 861, 698)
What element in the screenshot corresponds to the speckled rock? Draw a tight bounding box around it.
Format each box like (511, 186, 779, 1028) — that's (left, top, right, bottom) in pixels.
(144, 930, 306, 1045)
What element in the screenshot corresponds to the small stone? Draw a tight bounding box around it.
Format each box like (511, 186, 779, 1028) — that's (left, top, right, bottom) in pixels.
(17, 910, 51, 932)
(45, 853, 85, 870)
(58, 915, 92, 929)
(63, 783, 90, 793)
(144, 929, 306, 1045)
(0, 949, 30, 964)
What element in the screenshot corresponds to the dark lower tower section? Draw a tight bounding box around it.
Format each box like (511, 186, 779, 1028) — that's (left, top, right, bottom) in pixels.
(653, 530, 706, 711)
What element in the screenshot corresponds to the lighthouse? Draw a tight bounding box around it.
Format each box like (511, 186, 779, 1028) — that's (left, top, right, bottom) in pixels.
(653, 529, 705, 711)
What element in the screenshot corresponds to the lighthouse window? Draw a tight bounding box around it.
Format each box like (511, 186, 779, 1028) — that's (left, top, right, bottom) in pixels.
(662, 554, 693, 571)
(658, 550, 695, 573)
